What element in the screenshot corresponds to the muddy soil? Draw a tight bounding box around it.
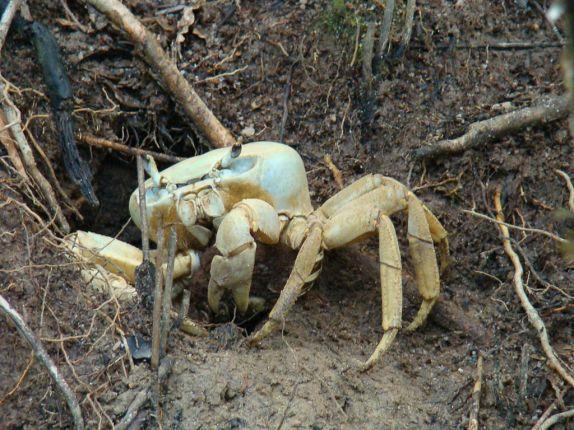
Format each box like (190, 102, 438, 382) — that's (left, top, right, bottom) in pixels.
(1, 0, 573, 429)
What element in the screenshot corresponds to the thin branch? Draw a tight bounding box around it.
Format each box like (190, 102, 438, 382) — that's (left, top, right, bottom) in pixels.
(0, 294, 84, 429)
(0, 0, 21, 54)
(78, 133, 184, 164)
(415, 95, 569, 159)
(494, 188, 574, 389)
(151, 220, 164, 371)
(84, 0, 236, 148)
(463, 209, 566, 243)
(160, 225, 176, 357)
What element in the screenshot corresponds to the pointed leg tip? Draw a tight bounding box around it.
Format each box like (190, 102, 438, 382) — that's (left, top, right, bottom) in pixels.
(249, 320, 277, 346)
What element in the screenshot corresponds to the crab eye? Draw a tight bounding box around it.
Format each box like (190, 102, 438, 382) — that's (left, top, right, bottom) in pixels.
(231, 142, 242, 159)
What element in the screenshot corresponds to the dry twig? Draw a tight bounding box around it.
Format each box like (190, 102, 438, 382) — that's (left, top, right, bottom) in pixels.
(0, 110, 26, 178)
(0, 294, 84, 430)
(151, 221, 164, 371)
(79, 134, 184, 164)
(84, 0, 236, 149)
(468, 354, 484, 430)
(415, 95, 569, 159)
(463, 209, 566, 243)
(494, 188, 574, 389)
(0, 0, 21, 54)
(134, 155, 155, 308)
(160, 225, 177, 357)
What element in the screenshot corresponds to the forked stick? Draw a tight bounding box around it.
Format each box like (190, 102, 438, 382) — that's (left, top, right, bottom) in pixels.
(494, 188, 574, 389)
(0, 294, 84, 430)
(84, 0, 236, 149)
(415, 95, 569, 159)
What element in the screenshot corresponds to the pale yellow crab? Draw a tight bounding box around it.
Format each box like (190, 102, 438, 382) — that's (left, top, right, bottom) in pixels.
(70, 141, 449, 370)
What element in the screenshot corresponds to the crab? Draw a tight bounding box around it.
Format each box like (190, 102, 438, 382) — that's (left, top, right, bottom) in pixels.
(70, 141, 449, 370)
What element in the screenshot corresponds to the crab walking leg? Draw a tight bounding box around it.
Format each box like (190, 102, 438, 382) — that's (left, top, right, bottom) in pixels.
(405, 193, 441, 331)
(320, 201, 403, 369)
(361, 215, 402, 370)
(422, 205, 450, 272)
(319, 174, 384, 217)
(208, 199, 281, 313)
(250, 223, 323, 344)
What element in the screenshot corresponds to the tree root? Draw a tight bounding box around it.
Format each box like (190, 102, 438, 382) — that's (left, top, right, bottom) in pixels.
(493, 187, 574, 389)
(414, 95, 569, 159)
(1, 82, 70, 233)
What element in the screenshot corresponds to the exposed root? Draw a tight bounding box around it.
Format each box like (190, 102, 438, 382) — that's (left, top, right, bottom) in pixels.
(538, 408, 574, 430)
(415, 95, 569, 159)
(493, 187, 574, 389)
(0, 293, 84, 430)
(463, 208, 566, 243)
(1, 81, 69, 233)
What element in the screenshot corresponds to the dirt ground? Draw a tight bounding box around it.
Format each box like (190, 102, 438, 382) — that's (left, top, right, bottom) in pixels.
(1, 0, 574, 428)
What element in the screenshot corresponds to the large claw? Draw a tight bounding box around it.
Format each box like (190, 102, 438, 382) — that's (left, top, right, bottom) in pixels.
(67, 231, 200, 284)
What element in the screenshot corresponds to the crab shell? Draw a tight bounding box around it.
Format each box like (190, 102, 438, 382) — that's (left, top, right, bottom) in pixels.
(128, 142, 314, 251)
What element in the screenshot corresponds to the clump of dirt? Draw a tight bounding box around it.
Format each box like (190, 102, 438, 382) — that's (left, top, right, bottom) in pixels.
(1, 0, 573, 428)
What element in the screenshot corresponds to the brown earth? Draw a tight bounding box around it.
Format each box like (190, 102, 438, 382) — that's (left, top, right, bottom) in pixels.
(1, 0, 573, 428)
